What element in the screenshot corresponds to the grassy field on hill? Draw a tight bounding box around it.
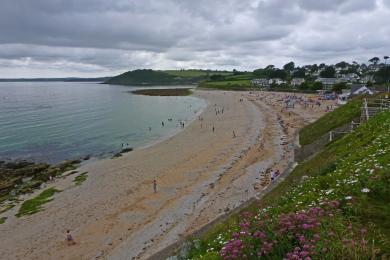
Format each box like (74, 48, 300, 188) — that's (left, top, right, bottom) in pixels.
(164, 70, 232, 78)
(181, 110, 390, 259)
(105, 69, 234, 86)
(199, 73, 255, 90)
(299, 98, 362, 146)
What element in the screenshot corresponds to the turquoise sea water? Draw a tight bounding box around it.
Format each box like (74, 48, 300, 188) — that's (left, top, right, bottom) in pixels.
(0, 82, 206, 163)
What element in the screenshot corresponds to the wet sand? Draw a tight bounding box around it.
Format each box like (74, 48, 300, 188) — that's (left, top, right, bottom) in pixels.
(0, 90, 334, 259)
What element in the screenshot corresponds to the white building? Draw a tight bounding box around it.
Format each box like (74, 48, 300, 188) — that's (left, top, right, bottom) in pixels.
(251, 78, 270, 87)
(290, 78, 305, 86)
(316, 78, 337, 90)
(351, 85, 374, 96)
(269, 78, 286, 85)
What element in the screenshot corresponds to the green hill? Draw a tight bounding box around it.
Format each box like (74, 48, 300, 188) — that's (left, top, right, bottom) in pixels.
(105, 69, 233, 86)
(105, 69, 180, 85)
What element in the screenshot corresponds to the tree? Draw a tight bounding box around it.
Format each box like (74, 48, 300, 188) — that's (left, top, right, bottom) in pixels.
(369, 57, 380, 65)
(319, 63, 326, 69)
(299, 81, 310, 90)
(374, 66, 390, 84)
(310, 64, 319, 72)
(332, 82, 347, 94)
(283, 61, 295, 72)
(270, 69, 287, 80)
(311, 81, 323, 91)
(292, 67, 306, 78)
(335, 61, 349, 68)
(320, 66, 336, 78)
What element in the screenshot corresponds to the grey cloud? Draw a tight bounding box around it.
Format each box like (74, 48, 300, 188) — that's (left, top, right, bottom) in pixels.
(0, 0, 389, 77)
(298, 0, 377, 13)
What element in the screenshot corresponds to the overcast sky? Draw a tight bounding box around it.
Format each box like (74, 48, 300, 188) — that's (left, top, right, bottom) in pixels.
(1, 0, 390, 78)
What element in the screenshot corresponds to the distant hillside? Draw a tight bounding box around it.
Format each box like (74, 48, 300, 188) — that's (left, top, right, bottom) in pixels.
(0, 77, 111, 82)
(105, 69, 233, 86)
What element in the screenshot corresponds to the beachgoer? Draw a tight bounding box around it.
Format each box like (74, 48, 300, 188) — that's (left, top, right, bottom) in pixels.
(233, 130, 236, 138)
(162, 121, 164, 127)
(153, 179, 157, 193)
(212, 125, 215, 133)
(270, 171, 276, 181)
(66, 230, 75, 246)
(149, 127, 152, 131)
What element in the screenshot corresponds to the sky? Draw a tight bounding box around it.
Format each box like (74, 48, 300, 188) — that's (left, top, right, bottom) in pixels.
(0, 0, 390, 78)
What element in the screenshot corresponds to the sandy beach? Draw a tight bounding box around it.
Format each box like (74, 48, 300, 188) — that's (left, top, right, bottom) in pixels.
(0, 90, 334, 260)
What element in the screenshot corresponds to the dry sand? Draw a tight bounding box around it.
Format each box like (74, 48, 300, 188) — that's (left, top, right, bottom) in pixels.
(0, 90, 335, 260)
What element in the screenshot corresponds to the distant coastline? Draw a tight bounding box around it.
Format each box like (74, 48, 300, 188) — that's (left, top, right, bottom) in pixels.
(0, 77, 111, 82)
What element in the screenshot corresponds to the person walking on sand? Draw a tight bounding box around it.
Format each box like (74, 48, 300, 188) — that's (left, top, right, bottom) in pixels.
(66, 230, 75, 246)
(212, 125, 215, 133)
(233, 130, 236, 138)
(153, 179, 157, 193)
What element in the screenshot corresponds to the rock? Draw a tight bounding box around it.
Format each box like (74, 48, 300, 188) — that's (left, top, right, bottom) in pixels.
(224, 207, 230, 212)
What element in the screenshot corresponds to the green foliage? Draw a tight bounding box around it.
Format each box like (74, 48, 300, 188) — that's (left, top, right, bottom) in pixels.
(369, 57, 380, 65)
(299, 98, 362, 145)
(335, 61, 349, 68)
(16, 188, 61, 217)
(0, 216, 6, 224)
(332, 82, 347, 93)
(374, 66, 390, 84)
(283, 61, 295, 72)
(210, 74, 226, 81)
(320, 66, 336, 78)
(73, 172, 88, 186)
(311, 81, 323, 90)
(292, 67, 306, 78)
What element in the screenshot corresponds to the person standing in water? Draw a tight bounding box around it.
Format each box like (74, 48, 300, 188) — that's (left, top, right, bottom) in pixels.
(153, 179, 157, 193)
(162, 121, 164, 127)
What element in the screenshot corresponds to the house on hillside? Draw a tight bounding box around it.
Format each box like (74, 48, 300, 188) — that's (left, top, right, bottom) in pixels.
(269, 78, 286, 85)
(350, 85, 374, 96)
(290, 78, 305, 86)
(316, 78, 337, 90)
(360, 74, 375, 84)
(337, 73, 360, 83)
(251, 78, 270, 87)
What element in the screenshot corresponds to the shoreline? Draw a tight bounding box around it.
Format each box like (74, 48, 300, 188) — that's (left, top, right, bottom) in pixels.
(0, 90, 334, 260)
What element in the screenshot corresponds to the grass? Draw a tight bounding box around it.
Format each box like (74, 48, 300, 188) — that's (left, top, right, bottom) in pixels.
(73, 172, 88, 186)
(131, 88, 192, 96)
(164, 70, 232, 78)
(0, 216, 6, 224)
(183, 111, 390, 259)
(299, 98, 362, 146)
(16, 187, 61, 217)
(199, 80, 253, 90)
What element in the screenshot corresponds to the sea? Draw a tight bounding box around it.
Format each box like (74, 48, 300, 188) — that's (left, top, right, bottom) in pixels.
(0, 82, 206, 163)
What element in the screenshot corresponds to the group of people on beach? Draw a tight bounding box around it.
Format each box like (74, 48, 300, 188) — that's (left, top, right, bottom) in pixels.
(270, 169, 280, 182)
